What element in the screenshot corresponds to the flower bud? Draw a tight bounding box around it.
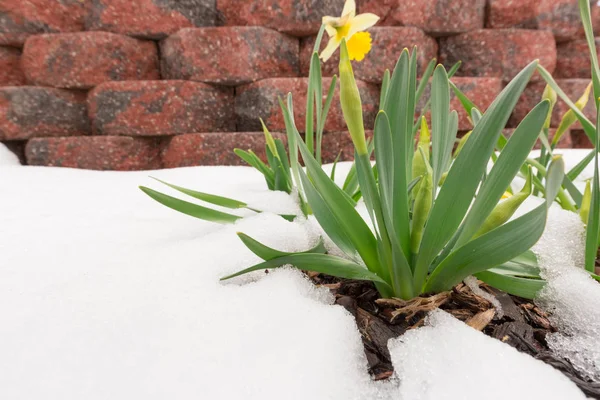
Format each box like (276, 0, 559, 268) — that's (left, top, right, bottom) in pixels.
(411, 148, 433, 254)
(552, 82, 592, 146)
(580, 180, 592, 224)
(339, 39, 368, 155)
(541, 84, 557, 129)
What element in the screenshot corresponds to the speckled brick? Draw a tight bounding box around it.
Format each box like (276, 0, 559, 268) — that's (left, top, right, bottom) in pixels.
(487, 0, 538, 28)
(439, 29, 556, 82)
(300, 27, 437, 83)
(85, 0, 217, 40)
(418, 77, 503, 131)
(0, 0, 86, 46)
(25, 136, 164, 170)
(22, 32, 159, 89)
(536, 0, 586, 42)
(510, 80, 595, 129)
(502, 128, 572, 149)
(0, 87, 90, 140)
(88, 80, 234, 136)
(555, 39, 600, 78)
(160, 27, 299, 85)
(162, 131, 287, 167)
(385, 0, 485, 34)
(217, 0, 345, 37)
(0, 47, 25, 85)
(235, 77, 379, 133)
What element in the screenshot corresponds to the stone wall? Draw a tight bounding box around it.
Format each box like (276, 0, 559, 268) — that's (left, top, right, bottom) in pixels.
(0, 0, 597, 170)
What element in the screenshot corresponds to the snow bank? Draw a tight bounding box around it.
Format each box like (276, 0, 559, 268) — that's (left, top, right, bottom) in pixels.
(0, 165, 385, 400)
(0, 143, 20, 166)
(388, 310, 585, 400)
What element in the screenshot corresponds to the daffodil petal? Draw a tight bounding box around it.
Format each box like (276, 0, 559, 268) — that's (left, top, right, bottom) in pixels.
(348, 13, 379, 37)
(342, 0, 356, 18)
(320, 37, 341, 62)
(346, 31, 372, 62)
(324, 24, 336, 37)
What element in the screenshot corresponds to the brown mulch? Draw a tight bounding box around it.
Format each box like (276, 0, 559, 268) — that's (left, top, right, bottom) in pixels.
(308, 273, 600, 399)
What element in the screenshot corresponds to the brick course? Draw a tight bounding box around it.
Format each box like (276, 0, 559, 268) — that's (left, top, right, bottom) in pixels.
(0, 0, 595, 170)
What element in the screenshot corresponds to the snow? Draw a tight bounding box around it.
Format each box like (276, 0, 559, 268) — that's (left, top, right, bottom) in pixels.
(0, 143, 20, 166)
(532, 206, 600, 381)
(463, 275, 504, 318)
(0, 151, 597, 399)
(387, 309, 586, 400)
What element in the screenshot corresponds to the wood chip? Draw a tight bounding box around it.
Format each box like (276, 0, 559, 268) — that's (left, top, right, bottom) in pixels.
(466, 309, 496, 331)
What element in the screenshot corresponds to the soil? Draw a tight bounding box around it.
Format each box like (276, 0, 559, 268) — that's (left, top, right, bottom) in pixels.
(308, 273, 600, 399)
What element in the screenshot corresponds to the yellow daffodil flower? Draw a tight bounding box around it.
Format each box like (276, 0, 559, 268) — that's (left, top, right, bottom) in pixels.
(320, 0, 379, 62)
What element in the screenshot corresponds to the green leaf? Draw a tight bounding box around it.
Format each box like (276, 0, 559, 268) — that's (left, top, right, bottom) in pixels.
(415, 58, 436, 104)
(380, 69, 391, 108)
(424, 204, 547, 293)
(538, 65, 597, 142)
(278, 95, 301, 190)
(412, 61, 538, 294)
(450, 80, 476, 117)
(578, 0, 600, 108)
(139, 186, 241, 224)
(234, 148, 275, 188)
(237, 232, 326, 260)
(431, 65, 453, 193)
(456, 100, 550, 246)
(585, 108, 600, 272)
(546, 156, 566, 207)
(150, 177, 248, 209)
(475, 271, 545, 299)
(220, 253, 392, 288)
(567, 149, 596, 181)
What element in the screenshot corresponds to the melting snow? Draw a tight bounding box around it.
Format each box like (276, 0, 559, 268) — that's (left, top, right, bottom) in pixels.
(0, 143, 20, 166)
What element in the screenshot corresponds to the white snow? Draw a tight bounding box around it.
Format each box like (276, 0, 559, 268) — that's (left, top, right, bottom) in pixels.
(0, 151, 597, 399)
(0, 143, 20, 166)
(388, 309, 586, 400)
(532, 206, 600, 381)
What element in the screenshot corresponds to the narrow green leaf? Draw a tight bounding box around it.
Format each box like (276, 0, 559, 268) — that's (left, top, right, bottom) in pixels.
(415, 58, 436, 104)
(139, 186, 241, 224)
(475, 271, 545, 299)
(424, 204, 547, 293)
(278, 95, 301, 190)
(380, 69, 390, 108)
(220, 253, 392, 288)
(456, 100, 549, 246)
(567, 149, 596, 180)
(431, 65, 451, 193)
(151, 177, 247, 209)
(413, 61, 538, 293)
(234, 149, 274, 182)
(237, 232, 326, 261)
(546, 156, 566, 207)
(578, 0, 600, 108)
(585, 106, 600, 272)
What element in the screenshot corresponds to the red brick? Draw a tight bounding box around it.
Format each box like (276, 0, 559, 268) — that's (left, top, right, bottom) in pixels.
(235, 77, 380, 133)
(0, 87, 90, 140)
(439, 29, 556, 82)
(555, 39, 600, 78)
(217, 0, 345, 37)
(487, 0, 538, 29)
(88, 80, 234, 136)
(160, 27, 299, 85)
(502, 128, 572, 149)
(22, 32, 159, 89)
(85, 0, 217, 39)
(0, 0, 85, 46)
(510, 79, 595, 129)
(571, 130, 594, 148)
(300, 27, 437, 83)
(0, 46, 25, 85)
(357, 0, 394, 19)
(25, 136, 163, 170)
(162, 132, 287, 168)
(418, 77, 502, 131)
(536, 0, 586, 42)
(385, 0, 485, 34)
